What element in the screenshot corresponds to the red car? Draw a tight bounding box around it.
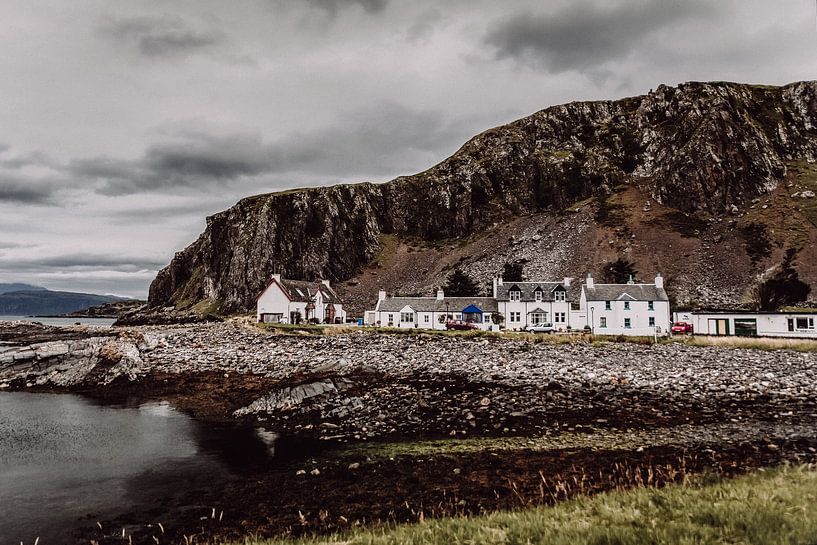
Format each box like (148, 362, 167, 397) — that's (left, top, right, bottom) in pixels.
(445, 319, 479, 331)
(671, 322, 694, 334)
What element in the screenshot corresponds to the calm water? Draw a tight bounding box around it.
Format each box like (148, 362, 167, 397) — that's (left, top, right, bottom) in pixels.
(0, 393, 285, 544)
(0, 315, 116, 327)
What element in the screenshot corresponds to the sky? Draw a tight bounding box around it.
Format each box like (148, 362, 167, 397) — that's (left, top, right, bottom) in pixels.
(0, 0, 815, 298)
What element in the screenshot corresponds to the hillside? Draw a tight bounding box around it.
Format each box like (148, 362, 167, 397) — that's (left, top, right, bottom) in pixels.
(146, 81, 817, 317)
(0, 289, 126, 316)
(0, 283, 46, 294)
(63, 299, 146, 318)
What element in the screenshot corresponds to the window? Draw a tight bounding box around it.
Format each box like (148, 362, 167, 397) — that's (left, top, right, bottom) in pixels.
(796, 317, 815, 330)
(401, 312, 414, 323)
(555, 291, 566, 302)
(555, 312, 566, 323)
(387, 313, 394, 325)
(788, 318, 795, 332)
(484, 314, 491, 323)
(605, 301, 611, 310)
(531, 312, 546, 324)
(648, 301, 654, 311)
(649, 317, 655, 327)
(599, 317, 607, 328)
(534, 291, 543, 302)
(423, 314, 430, 323)
(624, 318, 631, 329)
(624, 301, 630, 310)
(454, 313, 462, 320)
(509, 290, 521, 302)
(510, 311, 521, 322)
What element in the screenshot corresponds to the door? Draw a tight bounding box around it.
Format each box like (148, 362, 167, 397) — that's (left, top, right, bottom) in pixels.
(734, 318, 758, 337)
(708, 318, 730, 335)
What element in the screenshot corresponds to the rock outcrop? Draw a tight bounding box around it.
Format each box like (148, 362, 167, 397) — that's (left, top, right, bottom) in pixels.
(147, 81, 817, 313)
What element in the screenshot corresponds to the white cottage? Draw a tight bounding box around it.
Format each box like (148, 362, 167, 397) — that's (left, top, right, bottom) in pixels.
(493, 277, 576, 330)
(368, 289, 498, 330)
(580, 273, 671, 336)
(256, 274, 346, 324)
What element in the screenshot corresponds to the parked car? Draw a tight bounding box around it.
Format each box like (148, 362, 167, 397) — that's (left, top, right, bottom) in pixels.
(445, 319, 479, 331)
(671, 321, 694, 334)
(525, 322, 556, 334)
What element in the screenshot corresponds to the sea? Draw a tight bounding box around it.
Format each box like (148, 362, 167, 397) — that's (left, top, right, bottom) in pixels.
(0, 315, 116, 327)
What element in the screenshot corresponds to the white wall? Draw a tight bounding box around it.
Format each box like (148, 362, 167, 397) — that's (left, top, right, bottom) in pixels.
(674, 312, 817, 338)
(585, 299, 670, 336)
(256, 282, 290, 322)
(497, 300, 573, 330)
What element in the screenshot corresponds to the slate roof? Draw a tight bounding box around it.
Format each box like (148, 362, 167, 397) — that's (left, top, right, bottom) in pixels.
(276, 279, 342, 304)
(377, 296, 498, 313)
(495, 282, 572, 302)
(584, 284, 668, 302)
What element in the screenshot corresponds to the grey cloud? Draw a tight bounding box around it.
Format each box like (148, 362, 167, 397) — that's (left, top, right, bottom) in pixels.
(0, 253, 166, 273)
(100, 16, 225, 58)
(485, 0, 718, 73)
(0, 176, 56, 204)
(69, 132, 273, 195)
(66, 103, 478, 195)
(304, 0, 389, 16)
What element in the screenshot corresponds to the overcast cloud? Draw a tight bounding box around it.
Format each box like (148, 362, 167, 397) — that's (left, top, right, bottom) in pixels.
(0, 0, 814, 298)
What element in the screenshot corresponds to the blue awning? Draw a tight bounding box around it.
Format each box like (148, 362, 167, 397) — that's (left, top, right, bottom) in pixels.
(462, 304, 483, 314)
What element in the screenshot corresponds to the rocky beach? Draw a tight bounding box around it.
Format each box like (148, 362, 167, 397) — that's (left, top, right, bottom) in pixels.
(2, 320, 817, 544)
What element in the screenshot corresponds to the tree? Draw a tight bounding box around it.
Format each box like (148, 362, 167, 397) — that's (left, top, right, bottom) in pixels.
(751, 248, 811, 311)
(602, 258, 638, 284)
(502, 262, 524, 282)
(444, 268, 480, 297)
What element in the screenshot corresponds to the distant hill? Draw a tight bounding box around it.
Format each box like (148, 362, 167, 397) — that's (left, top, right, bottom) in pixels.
(0, 283, 47, 295)
(63, 299, 146, 318)
(0, 289, 127, 316)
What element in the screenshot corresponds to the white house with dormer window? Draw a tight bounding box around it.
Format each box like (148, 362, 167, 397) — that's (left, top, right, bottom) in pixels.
(256, 274, 346, 324)
(579, 273, 670, 335)
(493, 277, 577, 330)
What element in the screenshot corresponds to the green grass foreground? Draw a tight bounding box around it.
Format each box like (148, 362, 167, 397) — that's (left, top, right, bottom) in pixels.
(238, 466, 817, 545)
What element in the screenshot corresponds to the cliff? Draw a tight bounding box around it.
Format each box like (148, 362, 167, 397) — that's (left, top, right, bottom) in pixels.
(147, 81, 817, 315)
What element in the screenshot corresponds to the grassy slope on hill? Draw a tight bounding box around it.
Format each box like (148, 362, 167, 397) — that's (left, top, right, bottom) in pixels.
(241, 466, 817, 545)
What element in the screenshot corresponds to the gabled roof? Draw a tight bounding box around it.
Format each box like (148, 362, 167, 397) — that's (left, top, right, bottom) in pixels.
(258, 277, 342, 304)
(377, 296, 498, 313)
(584, 284, 668, 302)
(495, 281, 572, 302)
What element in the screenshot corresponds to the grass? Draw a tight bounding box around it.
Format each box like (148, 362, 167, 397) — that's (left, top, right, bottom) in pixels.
(236, 465, 817, 545)
(671, 334, 817, 353)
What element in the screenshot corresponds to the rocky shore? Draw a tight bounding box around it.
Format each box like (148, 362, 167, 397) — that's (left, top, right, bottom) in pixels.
(3, 320, 816, 439)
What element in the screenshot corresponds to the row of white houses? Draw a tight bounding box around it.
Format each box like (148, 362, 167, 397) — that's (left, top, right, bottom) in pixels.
(254, 273, 817, 339)
(365, 273, 672, 336)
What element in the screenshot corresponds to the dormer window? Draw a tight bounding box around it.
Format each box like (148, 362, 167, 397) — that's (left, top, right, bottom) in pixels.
(554, 290, 565, 302)
(534, 290, 543, 302)
(509, 289, 521, 302)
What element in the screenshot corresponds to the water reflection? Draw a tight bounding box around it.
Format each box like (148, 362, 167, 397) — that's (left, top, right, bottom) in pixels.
(0, 392, 287, 544)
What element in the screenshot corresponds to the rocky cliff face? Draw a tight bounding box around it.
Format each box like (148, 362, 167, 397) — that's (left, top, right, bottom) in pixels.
(148, 81, 817, 314)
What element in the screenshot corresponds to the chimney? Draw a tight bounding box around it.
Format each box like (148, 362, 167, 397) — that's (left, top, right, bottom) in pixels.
(627, 275, 635, 285)
(497, 276, 504, 287)
(272, 273, 281, 283)
(436, 288, 445, 301)
(563, 277, 572, 287)
(655, 272, 664, 289)
(321, 279, 331, 288)
(586, 273, 594, 289)
(378, 290, 387, 302)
